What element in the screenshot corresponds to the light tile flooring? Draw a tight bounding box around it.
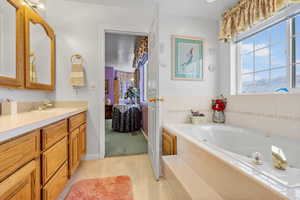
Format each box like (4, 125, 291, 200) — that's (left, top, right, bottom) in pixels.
(59, 154, 175, 200)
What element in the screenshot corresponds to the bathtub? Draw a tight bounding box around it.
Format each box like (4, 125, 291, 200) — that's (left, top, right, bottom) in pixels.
(164, 123, 300, 200)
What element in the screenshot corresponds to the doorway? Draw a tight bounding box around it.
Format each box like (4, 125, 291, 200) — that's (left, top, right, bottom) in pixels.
(104, 31, 149, 157)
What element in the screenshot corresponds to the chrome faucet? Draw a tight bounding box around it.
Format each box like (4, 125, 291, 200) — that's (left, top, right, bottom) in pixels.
(272, 145, 288, 170)
(38, 101, 53, 110)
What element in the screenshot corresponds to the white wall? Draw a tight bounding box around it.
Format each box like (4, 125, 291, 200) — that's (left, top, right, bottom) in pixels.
(159, 14, 219, 123)
(218, 42, 231, 95)
(46, 0, 154, 159)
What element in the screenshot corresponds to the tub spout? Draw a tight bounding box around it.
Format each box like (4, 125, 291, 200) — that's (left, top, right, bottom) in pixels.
(272, 145, 288, 170)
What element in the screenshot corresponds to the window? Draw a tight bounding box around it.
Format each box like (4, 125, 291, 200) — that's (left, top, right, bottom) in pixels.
(237, 13, 300, 94)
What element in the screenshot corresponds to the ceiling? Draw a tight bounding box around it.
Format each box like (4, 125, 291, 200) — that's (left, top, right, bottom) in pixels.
(159, 0, 238, 20)
(105, 33, 137, 72)
(64, 0, 155, 9)
(64, 0, 238, 20)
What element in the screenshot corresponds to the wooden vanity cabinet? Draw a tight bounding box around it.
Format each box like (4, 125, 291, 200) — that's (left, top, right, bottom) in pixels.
(68, 112, 87, 177)
(0, 111, 87, 200)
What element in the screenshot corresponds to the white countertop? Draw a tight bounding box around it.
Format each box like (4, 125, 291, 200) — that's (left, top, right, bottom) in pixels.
(0, 107, 87, 143)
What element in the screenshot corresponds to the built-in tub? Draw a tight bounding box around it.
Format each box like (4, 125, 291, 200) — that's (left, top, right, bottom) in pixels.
(164, 123, 300, 200)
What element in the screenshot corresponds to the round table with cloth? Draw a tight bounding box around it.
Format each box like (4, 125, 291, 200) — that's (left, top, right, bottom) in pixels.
(112, 104, 142, 132)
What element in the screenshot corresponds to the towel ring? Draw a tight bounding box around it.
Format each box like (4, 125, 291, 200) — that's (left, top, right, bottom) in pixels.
(71, 54, 84, 64)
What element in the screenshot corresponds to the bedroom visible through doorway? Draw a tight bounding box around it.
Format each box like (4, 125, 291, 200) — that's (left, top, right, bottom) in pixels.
(104, 32, 148, 157)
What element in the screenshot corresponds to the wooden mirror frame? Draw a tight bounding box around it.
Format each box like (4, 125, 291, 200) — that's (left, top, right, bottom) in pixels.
(24, 7, 55, 91)
(0, 0, 25, 88)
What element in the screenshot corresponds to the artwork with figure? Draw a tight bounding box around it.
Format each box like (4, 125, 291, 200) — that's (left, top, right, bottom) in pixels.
(173, 36, 204, 80)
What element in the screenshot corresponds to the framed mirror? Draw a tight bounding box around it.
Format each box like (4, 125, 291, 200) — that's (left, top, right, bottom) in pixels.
(0, 0, 24, 88)
(25, 7, 55, 91)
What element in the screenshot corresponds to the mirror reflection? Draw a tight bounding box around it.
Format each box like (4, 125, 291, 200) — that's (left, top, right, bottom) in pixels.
(29, 22, 51, 84)
(0, 0, 16, 78)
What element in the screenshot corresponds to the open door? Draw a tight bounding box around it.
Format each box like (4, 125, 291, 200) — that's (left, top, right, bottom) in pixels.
(147, 7, 161, 181)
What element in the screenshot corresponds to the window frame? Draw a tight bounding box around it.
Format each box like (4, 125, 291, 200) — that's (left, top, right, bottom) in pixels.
(235, 4, 300, 95)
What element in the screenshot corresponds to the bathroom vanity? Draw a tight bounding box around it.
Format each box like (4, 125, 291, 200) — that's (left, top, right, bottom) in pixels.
(0, 107, 87, 200)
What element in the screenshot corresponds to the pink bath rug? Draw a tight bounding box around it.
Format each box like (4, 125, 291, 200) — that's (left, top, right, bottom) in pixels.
(65, 176, 134, 200)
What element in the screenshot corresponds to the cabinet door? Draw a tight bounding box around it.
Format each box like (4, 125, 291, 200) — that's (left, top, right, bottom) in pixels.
(0, 0, 25, 89)
(24, 6, 56, 91)
(79, 123, 86, 158)
(162, 130, 177, 156)
(69, 129, 79, 177)
(0, 160, 40, 200)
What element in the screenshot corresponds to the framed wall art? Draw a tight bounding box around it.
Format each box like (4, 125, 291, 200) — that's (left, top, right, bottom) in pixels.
(172, 35, 204, 81)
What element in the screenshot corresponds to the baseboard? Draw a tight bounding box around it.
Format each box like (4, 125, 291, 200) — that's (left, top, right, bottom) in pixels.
(83, 154, 102, 160)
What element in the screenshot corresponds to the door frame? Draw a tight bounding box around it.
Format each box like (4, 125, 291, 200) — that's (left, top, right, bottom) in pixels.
(98, 25, 148, 158)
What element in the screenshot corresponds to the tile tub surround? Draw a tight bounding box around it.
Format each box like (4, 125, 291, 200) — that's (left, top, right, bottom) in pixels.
(163, 124, 300, 200)
(225, 94, 300, 139)
(162, 95, 213, 123)
(0, 105, 87, 143)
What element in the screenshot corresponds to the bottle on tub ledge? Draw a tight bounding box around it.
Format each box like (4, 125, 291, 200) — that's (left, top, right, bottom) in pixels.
(211, 95, 227, 123)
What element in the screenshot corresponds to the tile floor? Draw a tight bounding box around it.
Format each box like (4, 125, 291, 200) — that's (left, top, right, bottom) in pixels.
(59, 154, 175, 200)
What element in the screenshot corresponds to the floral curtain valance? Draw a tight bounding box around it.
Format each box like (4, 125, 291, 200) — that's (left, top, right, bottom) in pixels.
(133, 36, 148, 68)
(219, 0, 300, 42)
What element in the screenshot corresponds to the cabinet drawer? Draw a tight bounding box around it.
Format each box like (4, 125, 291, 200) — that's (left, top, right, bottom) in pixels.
(0, 130, 40, 182)
(42, 162, 68, 200)
(42, 137, 67, 185)
(69, 112, 86, 131)
(42, 119, 68, 150)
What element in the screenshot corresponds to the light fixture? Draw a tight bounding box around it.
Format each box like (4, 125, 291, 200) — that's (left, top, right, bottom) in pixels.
(24, 0, 45, 10)
(206, 0, 217, 3)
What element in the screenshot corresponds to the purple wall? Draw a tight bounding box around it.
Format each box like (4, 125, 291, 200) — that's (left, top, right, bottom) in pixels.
(105, 66, 115, 104)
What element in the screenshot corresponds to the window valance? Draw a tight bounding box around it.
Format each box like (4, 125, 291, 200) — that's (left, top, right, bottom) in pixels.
(219, 0, 300, 42)
(133, 36, 148, 68)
